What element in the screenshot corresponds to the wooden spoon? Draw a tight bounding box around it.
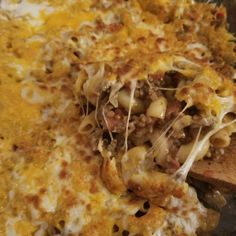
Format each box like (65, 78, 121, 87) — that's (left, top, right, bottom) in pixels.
(190, 135, 236, 192)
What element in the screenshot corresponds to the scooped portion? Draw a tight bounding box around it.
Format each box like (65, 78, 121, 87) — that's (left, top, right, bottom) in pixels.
(75, 0, 236, 234)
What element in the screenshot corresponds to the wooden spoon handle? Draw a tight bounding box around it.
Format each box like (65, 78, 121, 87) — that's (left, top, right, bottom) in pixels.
(190, 136, 236, 192)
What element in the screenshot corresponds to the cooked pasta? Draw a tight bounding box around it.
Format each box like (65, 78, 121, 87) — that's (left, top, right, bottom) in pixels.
(118, 89, 145, 114)
(146, 96, 167, 119)
(78, 112, 96, 134)
(177, 139, 210, 163)
(75, 71, 88, 96)
(150, 130, 169, 165)
(172, 115, 192, 131)
(210, 129, 231, 148)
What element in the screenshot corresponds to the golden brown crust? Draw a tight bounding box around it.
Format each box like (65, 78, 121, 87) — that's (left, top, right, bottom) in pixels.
(101, 158, 127, 195)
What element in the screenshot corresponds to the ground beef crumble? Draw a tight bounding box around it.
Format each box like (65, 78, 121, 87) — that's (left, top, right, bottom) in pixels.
(82, 72, 227, 173)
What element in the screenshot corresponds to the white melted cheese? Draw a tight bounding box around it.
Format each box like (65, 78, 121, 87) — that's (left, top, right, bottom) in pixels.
(102, 11, 119, 25)
(65, 205, 90, 234)
(40, 146, 73, 213)
(6, 220, 16, 236)
(137, 21, 165, 37)
(54, 132, 70, 147)
(9, 64, 25, 77)
(176, 96, 235, 180)
(1, 0, 53, 18)
(33, 222, 48, 236)
(40, 184, 59, 213)
(186, 43, 207, 51)
(21, 86, 47, 104)
(101, 0, 113, 9)
(186, 43, 208, 59)
(155, 188, 206, 236)
(233, 72, 236, 80)
(78, 36, 95, 52)
(30, 206, 41, 220)
(5, 217, 21, 236)
(0, 0, 53, 26)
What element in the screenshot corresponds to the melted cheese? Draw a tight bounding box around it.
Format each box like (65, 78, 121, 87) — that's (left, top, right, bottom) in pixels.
(175, 96, 235, 180)
(1, 0, 52, 17)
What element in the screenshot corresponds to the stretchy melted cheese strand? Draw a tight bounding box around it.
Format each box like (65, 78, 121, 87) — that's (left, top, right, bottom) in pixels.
(124, 80, 137, 152)
(86, 99, 89, 116)
(146, 78, 177, 91)
(147, 102, 191, 156)
(175, 118, 236, 182)
(149, 129, 175, 165)
(157, 87, 178, 91)
(109, 82, 124, 108)
(174, 96, 236, 181)
(174, 127, 202, 182)
(102, 83, 125, 141)
(95, 95, 101, 128)
(102, 100, 114, 141)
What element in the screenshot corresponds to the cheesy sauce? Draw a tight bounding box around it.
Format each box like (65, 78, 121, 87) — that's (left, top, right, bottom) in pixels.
(0, 0, 235, 235)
